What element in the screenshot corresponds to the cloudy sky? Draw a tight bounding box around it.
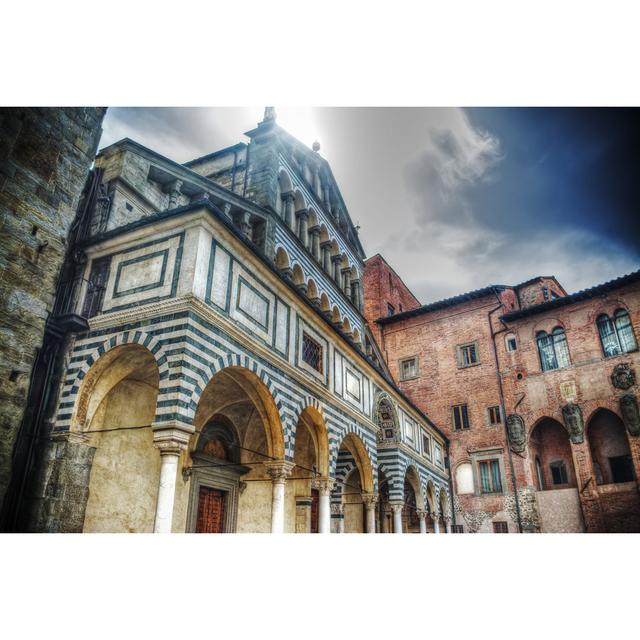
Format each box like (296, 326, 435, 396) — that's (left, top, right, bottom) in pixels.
(99, 107, 639, 303)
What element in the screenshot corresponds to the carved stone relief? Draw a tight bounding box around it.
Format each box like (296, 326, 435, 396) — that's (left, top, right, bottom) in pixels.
(562, 402, 584, 444)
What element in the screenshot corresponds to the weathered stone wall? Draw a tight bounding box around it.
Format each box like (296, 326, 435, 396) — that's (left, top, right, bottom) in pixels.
(0, 107, 105, 512)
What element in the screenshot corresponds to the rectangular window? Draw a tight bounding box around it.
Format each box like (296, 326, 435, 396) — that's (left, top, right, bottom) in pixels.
(488, 406, 502, 425)
(550, 461, 568, 485)
(457, 342, 479, 367)
(452, 404, 470, 431)
(422, 434, 431, 458)
(506, 337, 517, 352)
(387, 303, 395, 317)
(434, 444, 443, 466)
(404, 418, 415, 442)
(301, 332, 323, 373)
(400, 357, 418, 380)
(479, 460, 502, 494)
(452, 524, 464, 533)
(493, 521, 508, 533)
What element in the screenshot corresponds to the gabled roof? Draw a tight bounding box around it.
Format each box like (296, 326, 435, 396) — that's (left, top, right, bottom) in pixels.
(501, 269, 640, 321)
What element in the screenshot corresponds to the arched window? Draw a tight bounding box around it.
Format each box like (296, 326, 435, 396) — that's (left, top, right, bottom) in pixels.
(597, 309, 637, 357)
(536, 327, 570, 371)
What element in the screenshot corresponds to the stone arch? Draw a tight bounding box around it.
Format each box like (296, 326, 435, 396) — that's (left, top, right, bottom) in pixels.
(319, 292, 330, 313)
(426, 480, 437, 514)
(67, 330, 169, 432)
(352, 328, 361, 345)
(331, 305, 341, 325)
(342, 317, 352, 335)
(307, 278, 319, 301)
(73, 342, 161, 532)
(319, 224, 330, 244)
(294, 189, 306, 213)
(331, 431, 375, 494)
(292, 263, 305, 287)
(404, 465, 425, 510)
(438, 486, 450, 519)
(329, 239, 340, 258)
(275, 246, 290, 271)
(292, 402, 330, 478)
(308, 207, 318, 229)
(192, 364, 286, 461)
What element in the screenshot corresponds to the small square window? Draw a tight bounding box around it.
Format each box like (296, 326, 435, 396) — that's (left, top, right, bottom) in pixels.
(506, 335, 517, 352)
(452, 404, 470, 431)
(301, 332, 323, 373)
(400, 357, 418, 380)
(125, 202, 133, 212)
(457, 342, 479, 367)
(493, 521, 508, 533)
(387, 303, 395, 317)
(488, 406, 502, 425)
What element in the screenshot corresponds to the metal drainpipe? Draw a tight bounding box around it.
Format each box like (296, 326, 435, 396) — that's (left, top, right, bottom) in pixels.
(488, 287, 523, 533)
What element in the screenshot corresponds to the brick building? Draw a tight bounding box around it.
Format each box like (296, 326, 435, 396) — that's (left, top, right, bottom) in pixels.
(366, 255, 640, 532)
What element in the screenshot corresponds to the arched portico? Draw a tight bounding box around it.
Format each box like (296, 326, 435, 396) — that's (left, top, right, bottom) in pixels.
(182, 366, 287, 533)
(331, 432, 376, 533)
(290, 405, 331, 533)
(402, 466, 425, 533)
(72, 343, 161, 533)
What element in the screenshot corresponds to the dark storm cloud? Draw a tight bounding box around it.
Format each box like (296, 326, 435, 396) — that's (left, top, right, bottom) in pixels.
(99, 107, 639, 303)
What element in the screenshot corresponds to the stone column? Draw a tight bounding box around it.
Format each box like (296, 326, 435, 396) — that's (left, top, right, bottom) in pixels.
(351, 280, 360, 308)
(164, 179, 183, 210)
(342, 267, 352, 299)
(320, 241, 332, 274)
(152, 424, 191, 533)
(390, 502, 404, 534)
(239, 210, 252, 239)
(282, 191, 295, 229)
(362, 493, 378, 533)
(314, 170, 322, 197)
(331, 503, 344, 533)
(315, 478, 335, 534)
(310, 226, 321, 261)
(445, 516, 452, 533)
(417, 510, 428, 534)
(433, 511, 441, 534)
(332, 255, 342, 285)
(296, 208, 309, 248)
(265, 460, 295, 533)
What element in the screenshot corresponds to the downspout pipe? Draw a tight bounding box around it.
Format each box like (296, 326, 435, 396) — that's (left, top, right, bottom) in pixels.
(488, 287, 523, 533)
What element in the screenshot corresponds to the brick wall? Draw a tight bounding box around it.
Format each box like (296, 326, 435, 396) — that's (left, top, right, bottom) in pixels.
(0, 107, 105, 511)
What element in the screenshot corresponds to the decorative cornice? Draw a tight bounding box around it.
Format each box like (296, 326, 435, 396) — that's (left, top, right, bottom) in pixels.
(264, 460, 296, 483)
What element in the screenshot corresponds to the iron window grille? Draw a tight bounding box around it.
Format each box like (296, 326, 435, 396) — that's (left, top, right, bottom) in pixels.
(301, 332, 323, 373)
(493, 521, 508, 533)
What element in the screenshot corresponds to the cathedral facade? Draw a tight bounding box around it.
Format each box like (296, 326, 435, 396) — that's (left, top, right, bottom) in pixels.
(10, 109, 452, 533)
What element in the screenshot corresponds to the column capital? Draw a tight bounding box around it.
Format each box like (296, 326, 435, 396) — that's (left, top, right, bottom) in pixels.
(416, 510, 428, 521)
(264, 460, 295, 483)
(281, 190, 295, 202)
(320, 240, 333, 249)
(309, 224, 321, 235)
(151, 421, 193, 455)
(389, 501, 404, 514)
(361, 493, 378, 508)
(295, 207, 309, 219)
(330, 503, 344, 516)
(312, 477, 335, 495)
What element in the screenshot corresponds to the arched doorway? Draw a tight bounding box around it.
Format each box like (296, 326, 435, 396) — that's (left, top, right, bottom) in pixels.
(529, 418, 577, 490)
(183, 366, 285, 533)
(76, 344, 161, 532)
(588, 409, 635, 485)
(291, 406, 329, 533)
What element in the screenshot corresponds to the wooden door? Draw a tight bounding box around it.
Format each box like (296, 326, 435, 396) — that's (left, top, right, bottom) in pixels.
(310, 489, 319, 533)
(195, 486, 226, 533)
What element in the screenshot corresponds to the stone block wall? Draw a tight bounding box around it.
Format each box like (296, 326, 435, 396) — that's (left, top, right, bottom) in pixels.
(0, 107, 105, 512)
